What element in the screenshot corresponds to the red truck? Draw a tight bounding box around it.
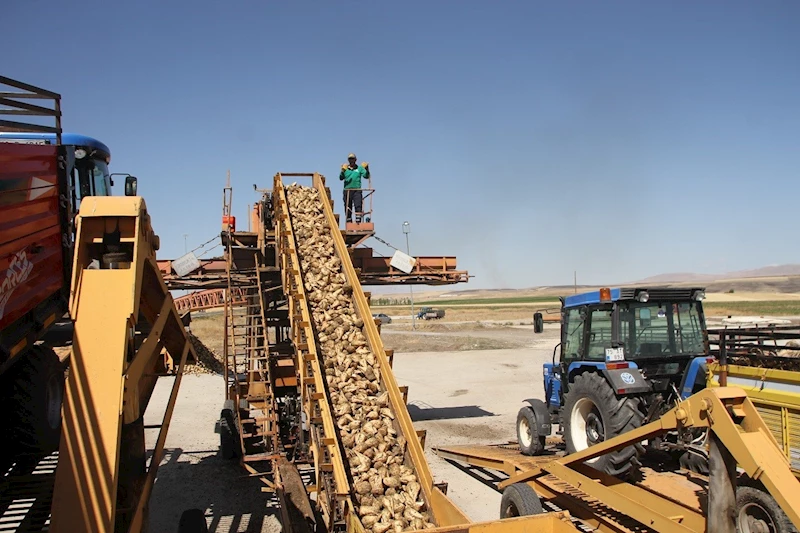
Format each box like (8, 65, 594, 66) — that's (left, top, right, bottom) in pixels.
(0, 76, 136, 455)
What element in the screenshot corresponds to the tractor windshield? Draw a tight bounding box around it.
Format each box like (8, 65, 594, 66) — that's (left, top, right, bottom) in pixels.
(619, 301, 704, 357)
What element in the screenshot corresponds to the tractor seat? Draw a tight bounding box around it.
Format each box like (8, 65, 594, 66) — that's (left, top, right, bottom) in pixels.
(639, 343, 662, 356)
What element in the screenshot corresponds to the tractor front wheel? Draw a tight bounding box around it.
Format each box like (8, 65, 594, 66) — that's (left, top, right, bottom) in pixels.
(563, 372, 644, 478)
(516, 406, 545, 456)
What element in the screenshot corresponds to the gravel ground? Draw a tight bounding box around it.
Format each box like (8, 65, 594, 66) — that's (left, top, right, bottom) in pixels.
(144, 324, 560, 529)
(393, 326, 559, 523)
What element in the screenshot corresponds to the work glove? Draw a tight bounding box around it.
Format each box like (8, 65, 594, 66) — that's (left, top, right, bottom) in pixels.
(341, 164, 348, 171)
(361, 162, 369, 168)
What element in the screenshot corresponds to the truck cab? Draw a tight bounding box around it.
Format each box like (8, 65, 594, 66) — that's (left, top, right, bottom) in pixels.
(0, 132, 124, 208)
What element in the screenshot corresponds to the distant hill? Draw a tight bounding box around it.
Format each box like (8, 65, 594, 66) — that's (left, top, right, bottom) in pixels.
(637, 264, 800, 284)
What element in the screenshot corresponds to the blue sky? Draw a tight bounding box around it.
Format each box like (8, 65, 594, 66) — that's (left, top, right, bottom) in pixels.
(5, 1, 799, 289)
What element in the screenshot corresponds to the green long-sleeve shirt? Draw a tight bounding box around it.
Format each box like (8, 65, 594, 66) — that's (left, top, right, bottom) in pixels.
(339, 165, 370, 189)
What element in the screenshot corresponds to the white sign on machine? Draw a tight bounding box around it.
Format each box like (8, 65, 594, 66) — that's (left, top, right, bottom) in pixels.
(172, 252, 201, 277)
(390, 250, 416, 274)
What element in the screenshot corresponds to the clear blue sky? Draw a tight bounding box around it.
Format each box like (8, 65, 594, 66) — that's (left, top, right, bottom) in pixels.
(5, 1, 799, 289)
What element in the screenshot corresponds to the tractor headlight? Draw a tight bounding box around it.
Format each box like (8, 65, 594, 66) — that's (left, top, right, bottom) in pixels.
(637, 291, 650, 303)
(693, 290, 706, 301)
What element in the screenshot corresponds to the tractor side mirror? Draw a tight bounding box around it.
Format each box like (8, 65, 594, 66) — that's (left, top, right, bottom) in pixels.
(552, 342, 561, 364)
(124, 175, 138, 196)
(639, 308, 651, 328)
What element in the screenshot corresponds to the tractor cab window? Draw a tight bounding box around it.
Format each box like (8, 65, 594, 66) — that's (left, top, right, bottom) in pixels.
(586, 307, 614, 360)
(562, 307, 585, 361)
(622, 302, 704, 356)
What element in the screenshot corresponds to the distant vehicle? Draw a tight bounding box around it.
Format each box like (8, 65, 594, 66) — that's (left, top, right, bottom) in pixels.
(373, 313, 392, 325)
(417, 307, 445, 320)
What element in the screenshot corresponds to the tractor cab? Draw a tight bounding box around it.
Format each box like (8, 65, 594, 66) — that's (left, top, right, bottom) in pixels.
(550, 287, 709, 407)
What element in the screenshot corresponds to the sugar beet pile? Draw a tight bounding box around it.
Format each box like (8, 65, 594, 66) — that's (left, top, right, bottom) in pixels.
(286, 185, 434, 532)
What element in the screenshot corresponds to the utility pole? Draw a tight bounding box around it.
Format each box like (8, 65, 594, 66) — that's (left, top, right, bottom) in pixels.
(403, 221, 415, 330)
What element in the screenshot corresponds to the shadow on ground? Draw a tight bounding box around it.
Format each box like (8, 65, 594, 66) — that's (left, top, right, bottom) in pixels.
(407, 403, 495, 421)
(148, 447, 281, 533)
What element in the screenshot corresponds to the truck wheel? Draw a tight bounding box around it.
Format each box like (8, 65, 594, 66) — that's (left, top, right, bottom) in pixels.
(500, 483, 543, 517)
(736, 486, 793, 533)
(563, 372, 644, 478)
(516, 407, 545, 456)
(219, 400, 239, 459)
(5, 346, 65, 455)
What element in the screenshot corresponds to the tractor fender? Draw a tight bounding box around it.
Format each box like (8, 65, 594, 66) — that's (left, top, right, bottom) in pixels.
(601, 368, 652, 395)
(680, 356, 709, 400)
(522, 399, 552, 436)
(568, 362, 651, 395)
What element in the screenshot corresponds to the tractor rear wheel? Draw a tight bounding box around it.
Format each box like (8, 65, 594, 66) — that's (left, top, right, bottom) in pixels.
(563, 372, 644, 478)
(500, 483, 543, 518)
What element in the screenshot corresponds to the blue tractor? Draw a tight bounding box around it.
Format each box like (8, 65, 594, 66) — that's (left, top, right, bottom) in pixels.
(517, 287, 711, 477)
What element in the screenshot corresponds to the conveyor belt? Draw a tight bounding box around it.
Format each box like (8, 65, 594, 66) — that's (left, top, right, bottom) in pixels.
(273, 174, 471, 531)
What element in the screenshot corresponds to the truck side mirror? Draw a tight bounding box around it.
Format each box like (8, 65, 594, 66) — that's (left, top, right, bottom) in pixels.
(125, 175, 138, 196)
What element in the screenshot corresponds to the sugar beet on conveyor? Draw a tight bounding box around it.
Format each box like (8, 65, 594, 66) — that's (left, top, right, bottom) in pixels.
(273, 174, 470, 532)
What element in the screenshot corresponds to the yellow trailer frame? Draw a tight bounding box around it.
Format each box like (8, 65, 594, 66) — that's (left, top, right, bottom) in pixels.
(437, 387, 800, 533)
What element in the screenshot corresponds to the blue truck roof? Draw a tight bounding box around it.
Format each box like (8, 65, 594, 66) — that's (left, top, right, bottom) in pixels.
(0, 132, 110, 159)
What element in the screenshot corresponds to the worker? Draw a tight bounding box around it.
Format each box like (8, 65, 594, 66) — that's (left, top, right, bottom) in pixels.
(339, 153, 369, 223)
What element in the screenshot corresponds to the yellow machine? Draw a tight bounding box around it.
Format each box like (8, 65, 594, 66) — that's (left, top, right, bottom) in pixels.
(212, 172, 580, 533)
(48, 196, 196, 532)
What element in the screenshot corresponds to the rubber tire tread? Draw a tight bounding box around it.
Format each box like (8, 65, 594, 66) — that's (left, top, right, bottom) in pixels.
(563, 371, 644, 478)
(736, 486, 796, 533)
(500, 483, 544, 518)
(516, 407, 545, 456)
(5, 346, 65, 455)
(219, 399, 239, 459)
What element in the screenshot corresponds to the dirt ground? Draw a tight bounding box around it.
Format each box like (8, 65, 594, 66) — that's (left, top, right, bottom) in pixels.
(145, 375, 284, 532)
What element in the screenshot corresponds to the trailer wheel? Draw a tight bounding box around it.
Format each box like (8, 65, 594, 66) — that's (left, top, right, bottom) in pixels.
(178, 509, 209, 533)
(500, 483, 543, 518)
(533, 313, 544, 334)
(5, 346, 65, 455)
(563, 372, 644, 478)
(736, 486, 793, 533)
(219, 400, 239, 459)
(516, 407, 545, 456)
